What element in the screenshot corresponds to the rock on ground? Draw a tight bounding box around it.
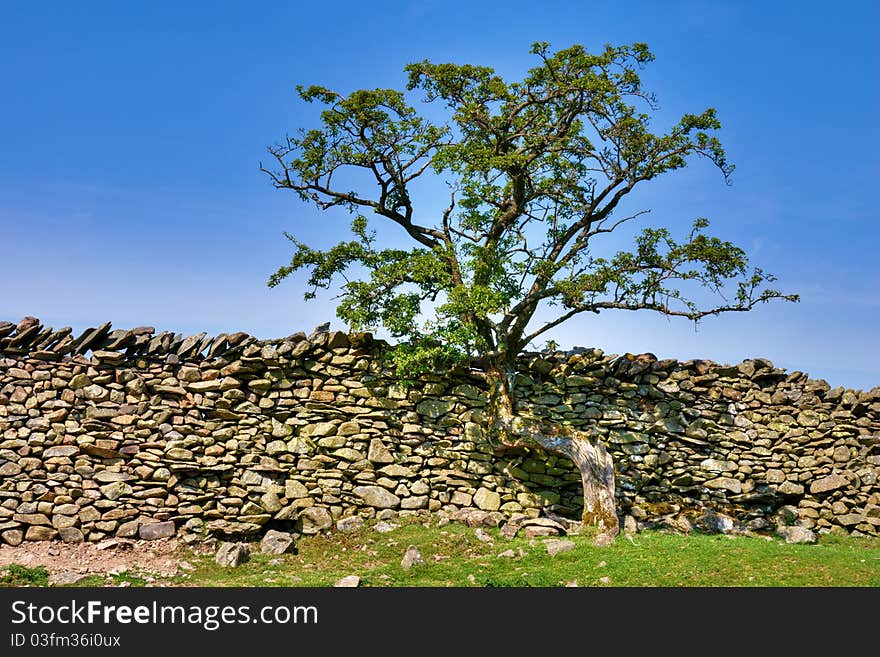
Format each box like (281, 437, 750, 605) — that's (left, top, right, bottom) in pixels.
(776, 525, 817, 544)
(260, 530, 295, 555)
(401, 545, 424, 571)
(215, 542, 251, 567)
(334, 575, 360, 587)
(543, 539, 575, 557)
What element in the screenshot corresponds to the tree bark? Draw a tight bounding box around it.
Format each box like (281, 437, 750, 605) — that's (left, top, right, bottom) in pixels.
(485, 364, 619, 542)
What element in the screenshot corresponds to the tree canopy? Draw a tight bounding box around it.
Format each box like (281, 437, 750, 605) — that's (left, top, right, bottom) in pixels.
(263, 41, 797, 378)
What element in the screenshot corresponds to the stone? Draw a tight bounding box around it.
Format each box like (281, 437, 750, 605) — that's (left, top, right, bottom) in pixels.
(13, 513, 51, 526)
(523, 525, 560, 537)
(260, 529, 296, 555)
(215, 542, 250, 567)
(334, 575, 360, 587)
(336, 516, 364, 532)
(700, 459, 738, 473)
(307, 422, 337, 437)
(1, 529, 24, 546)
(52, 515, 77, 530)
(497, 549, 516, 558)
(777, 481, 805, 496)
(43, 445, 79, 458)
(699, 510, 737, 534)
(375, 521, 398, 533)
(543, 539, 576, 556)
(25, 526, 58, 541)
(69, 373, 91, 389)
(776, 526, 817, 544)
(0, 462, 22, 477)
(100, 482, 133, 501)
(83, 384, 109, 401)
(260, 491, 283, 513)
(139, 521, 175, 540)
(400, 496, 428, 510)
(809, 474, 849, 495)
(94, 471, 136, 483)
(401, 545, 424, 570)
(367, 439, 395, 464)
(353, 486, 400, 509)
(837, 514, 867, 526)
(473, 488, 501, 511)
(299, 507, 333, 534)
(766, 469, 786, 484)
(58, 527, 85, 543)
(116, 519, 141, 538)
(416, 399, 453, 419)
(285, 480, 310, 499)
(49, 571, 91, 586)
(474, 528, 493, 543)
(704, 477, 742, 494)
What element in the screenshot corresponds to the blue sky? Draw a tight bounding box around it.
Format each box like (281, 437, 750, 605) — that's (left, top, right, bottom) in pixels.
(1, 1, 878, 390)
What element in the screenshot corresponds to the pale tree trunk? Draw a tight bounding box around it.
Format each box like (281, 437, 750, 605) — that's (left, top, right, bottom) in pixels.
(485, 365, 619, 544)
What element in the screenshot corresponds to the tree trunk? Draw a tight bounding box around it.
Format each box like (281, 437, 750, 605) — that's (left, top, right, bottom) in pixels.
(485, 364, 619, 543)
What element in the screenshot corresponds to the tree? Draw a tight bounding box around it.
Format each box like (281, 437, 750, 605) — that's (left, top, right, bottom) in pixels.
(262, 42, 797, 543)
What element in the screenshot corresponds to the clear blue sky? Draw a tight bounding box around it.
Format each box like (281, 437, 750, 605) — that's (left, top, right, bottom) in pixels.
(1, 1, 878, 391)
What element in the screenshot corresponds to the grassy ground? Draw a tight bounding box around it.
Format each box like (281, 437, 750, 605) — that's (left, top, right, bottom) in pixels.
(4, 518, 876, 587)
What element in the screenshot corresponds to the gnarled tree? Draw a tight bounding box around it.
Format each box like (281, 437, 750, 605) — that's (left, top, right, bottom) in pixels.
(262, 42, 797, 542)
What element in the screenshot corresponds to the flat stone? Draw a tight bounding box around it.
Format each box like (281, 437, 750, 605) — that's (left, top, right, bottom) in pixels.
(94, 471, 136, 483)
(166, 448, 193, 461)
(13, 513, 51, 526)
(375, 521, 398, 533)
(189, 380, 221, 392)
(704, 477, 742, 494)
(416, 399, 453, 419)
(700, 459, 738, 473)
(334, 575, 360, 587)
(43, 445, 79, 458)
(810, 474, 850, 495)
(59, 527, 85, 543)
(333, 448, 364, 462)
(139, 521, 175, 540)
(260, 529, 296, 555)
(116, 519, 142, 538)
(25, 526, 58, 541)
(400, 496, 428, 510)
(777, 481, 805, 496)
(353, 485, 400, 509)
(336, 516, 364, 532)
(544, 538, 576, 556)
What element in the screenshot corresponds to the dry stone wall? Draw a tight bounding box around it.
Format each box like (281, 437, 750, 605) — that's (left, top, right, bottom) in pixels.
(1, 316, 878, 546)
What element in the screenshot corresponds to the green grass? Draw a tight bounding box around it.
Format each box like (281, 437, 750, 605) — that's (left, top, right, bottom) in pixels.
(181, 519, 880, 588)
(0, 564, 50, 587)
(3, 519, 878, 587)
